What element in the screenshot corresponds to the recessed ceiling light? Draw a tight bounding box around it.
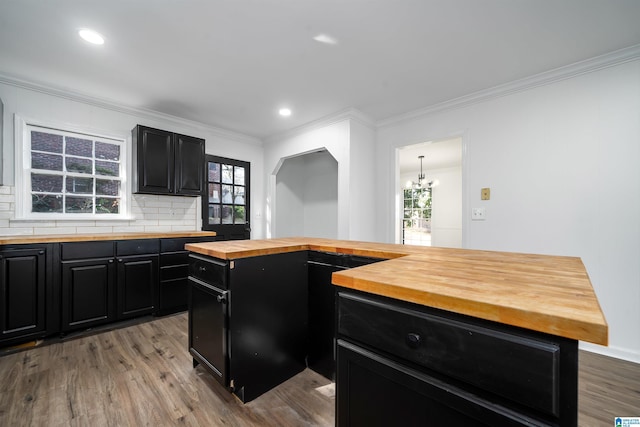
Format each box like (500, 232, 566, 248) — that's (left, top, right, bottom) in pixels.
(313, 34, 338, 45)
(78, 28, 105, 45)
(279, 108, 292, 117)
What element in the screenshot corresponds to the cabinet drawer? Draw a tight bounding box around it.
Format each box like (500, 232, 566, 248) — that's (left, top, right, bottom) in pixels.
(161, 238, 191, 253)
(116, 239, 159, 256)
(61, 241, 113, 260)
(337, 292, 561, 417)
(160, 251, 189, 267)
(161, 264, 189, 281)
(189, 254, 227, 289)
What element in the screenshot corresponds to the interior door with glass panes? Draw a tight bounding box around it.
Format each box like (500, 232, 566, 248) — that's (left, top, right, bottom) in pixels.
(202, 155, 250, 240)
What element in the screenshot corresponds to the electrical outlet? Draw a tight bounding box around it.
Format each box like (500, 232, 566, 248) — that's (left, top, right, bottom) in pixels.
(471, 207, 486, 220)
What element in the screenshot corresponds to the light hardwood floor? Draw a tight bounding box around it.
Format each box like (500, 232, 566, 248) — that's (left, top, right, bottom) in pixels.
(0, 313, 637, 426)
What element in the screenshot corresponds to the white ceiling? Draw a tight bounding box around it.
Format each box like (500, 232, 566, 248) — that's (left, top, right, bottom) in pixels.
(1, 1, 639, 139)
(399, 138, 462, 174)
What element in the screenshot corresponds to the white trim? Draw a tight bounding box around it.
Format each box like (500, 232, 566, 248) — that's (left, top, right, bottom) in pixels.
(264, 107, 375, 145)
(0, 72, 262, 146)
(378, 44, 640, 129)
(580, 342, 640, 365)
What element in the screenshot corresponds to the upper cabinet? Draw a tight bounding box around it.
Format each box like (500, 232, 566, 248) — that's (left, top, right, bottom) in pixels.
(132, 125, 205, 196)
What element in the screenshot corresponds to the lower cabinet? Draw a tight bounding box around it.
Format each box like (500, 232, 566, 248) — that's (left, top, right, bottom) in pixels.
(117, 255, 158, 320)
(0, 245, 53, 345)
(61, 256, 117, 331)
(336, 290, 578, 427)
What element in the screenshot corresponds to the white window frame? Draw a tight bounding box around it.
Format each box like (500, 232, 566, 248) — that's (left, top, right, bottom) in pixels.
(14, 115, 131, 220)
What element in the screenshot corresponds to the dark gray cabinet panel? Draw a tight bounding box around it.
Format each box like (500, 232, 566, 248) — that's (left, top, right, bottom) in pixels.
(117, 254, 158, 319)
(61, 258, 116, 331)
(0, 247, 49, 343)
(133, 125, 204, 196)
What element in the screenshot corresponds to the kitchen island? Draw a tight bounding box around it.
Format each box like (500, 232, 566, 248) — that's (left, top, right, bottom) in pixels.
(186, 237, 607, 426)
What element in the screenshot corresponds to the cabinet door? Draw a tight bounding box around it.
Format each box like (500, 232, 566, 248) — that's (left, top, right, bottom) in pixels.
(0, 248, 46, 341)
(117, 254, 158, 319)
(175, 133, 204, 195)
(336, 340, 542, 427)
(135, 125, 174, 194)
(188, 277, 228, 387)
(61, 258, 116, 331)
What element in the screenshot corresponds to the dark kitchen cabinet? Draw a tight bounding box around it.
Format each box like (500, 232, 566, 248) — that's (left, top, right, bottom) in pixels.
(61, 241, 116, 331)
(307, 252, 384, 380)
(0, 245, 56, 346)
(132, 125, 204, 196)
(188, 251, 308, 403)
(158, 237, 218, 316)
(336, 290, 578, 427)
(115, 239, 159, 320)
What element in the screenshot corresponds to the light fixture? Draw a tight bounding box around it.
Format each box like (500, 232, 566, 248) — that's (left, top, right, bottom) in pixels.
(78, 28, 105, 45)
(313, 34, 338, 45)
(407, 155, 433, 189)
(279, 108, 292, 117)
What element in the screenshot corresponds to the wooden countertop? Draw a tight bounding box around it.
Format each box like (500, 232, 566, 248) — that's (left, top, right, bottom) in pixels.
(0, 231, 216, 245)
(186, 237, 608, 346)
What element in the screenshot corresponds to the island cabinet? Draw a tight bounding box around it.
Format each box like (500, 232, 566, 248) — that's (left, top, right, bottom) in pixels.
(336, 289, 578, 427)
(0, 244, 56, 346)
(307, 252, 384, 380)
(188, 251, 308, 403)
(132, 125, 205, 196)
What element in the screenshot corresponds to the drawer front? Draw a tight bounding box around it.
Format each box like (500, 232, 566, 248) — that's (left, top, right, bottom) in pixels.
(116, 239, 159, 256)
(160, 251, 189, 267)
(161, 238, 190, 253)
(337, 292, 561, 417)
(161, 264, 189, 281)
(189, 254, 227, 289)
(61, 241, 114, 260)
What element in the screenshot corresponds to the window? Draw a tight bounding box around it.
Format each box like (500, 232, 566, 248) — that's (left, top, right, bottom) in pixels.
(16, 117, 127, 219)
(402, 187, 432, 246)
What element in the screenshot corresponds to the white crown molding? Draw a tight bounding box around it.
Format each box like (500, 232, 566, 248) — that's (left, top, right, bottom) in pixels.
(0, 72, 262, 146)
(378, 43, 640, 129)
(264, 107, 375, 144)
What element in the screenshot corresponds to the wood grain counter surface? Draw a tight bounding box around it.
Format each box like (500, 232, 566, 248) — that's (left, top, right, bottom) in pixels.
(0, 231, 217, 245)
(186, 237, 608, 346)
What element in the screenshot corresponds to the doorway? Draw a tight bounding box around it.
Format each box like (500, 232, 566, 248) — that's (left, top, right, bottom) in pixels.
(398, 138, 462, 247)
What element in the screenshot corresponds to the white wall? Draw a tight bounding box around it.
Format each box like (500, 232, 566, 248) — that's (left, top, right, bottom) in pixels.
(275, 151, 338, 238)
(0, 80, 264, 236)
(377, 59, 640, 362)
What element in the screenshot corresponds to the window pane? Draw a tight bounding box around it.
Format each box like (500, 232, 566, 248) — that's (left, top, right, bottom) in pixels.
(233, 186, 245, 205)
(66, 196, 93, 213)
(32, 173, 63, 192)
(95, 142, 120, 161)
(233, 206, 246, 224)
(32, 152, 62, 171)
(31, 131, 62, 153)
(208, 162, 220, 182)
(66, 137, 93, 157)
(221, 205, 233, 224)
(66, 177, 93, 194)
(208, 183, 220, 203)
(96, 198, 119, 214)
(96, 179, 120, 196)
(221, 185, 233, 203)
(221, 164, 233, 184)
(208, 205, 221, 224)
(95, 160, 119, 177)
(66, 157, 92, 174)
(234, 166, 245, 186)
(32, 194, 62, 213)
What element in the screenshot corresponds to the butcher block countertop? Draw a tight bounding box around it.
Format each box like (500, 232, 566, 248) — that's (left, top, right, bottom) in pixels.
(186, 237, 608, 346)
(0, 231, 216, 245)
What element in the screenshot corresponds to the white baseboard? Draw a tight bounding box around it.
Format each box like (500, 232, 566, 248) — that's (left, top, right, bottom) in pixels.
(580, 342, 640, 365)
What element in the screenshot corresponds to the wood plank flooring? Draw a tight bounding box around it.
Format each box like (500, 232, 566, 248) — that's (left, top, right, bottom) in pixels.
(0, 313, 637, 426)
